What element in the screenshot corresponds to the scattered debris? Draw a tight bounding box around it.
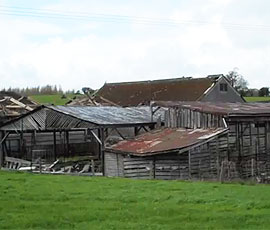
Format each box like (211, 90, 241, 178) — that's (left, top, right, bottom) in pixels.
(0, 91, 38, 125)
(3, 156, 101, 175)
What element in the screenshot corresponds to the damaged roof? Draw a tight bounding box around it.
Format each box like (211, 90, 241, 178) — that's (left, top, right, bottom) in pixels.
(97, 77, 215, 106)
(108, 128, 227, 156)
(153, 101, 270, 117)
(0, 91, 36, 105)
(0, 105, 162, 131)
(0, 91, 38, 125)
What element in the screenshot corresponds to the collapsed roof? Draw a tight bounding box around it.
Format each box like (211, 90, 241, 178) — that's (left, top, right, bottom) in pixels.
(107, 128, 228, 156)
(0, 91, 38, 124)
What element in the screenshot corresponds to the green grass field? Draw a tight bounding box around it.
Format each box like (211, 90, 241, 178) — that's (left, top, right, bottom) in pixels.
(29, 94, 79, 105)
(1, 171, 270, 229)
(29, 95, 270, 105)
(244, 97, 270, 102)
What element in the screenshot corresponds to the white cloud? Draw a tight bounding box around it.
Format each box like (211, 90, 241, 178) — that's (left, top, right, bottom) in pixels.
(0, 0, 270, 91)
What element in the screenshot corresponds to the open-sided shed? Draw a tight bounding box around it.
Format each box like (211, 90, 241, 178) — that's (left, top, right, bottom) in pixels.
(0, 105, 159, 173)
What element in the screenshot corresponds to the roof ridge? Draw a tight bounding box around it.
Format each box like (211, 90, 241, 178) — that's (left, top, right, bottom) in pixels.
(104, 77, 212, 86)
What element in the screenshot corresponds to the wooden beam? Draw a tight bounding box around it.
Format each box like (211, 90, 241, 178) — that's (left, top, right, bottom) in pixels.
(0, 131, 3, 168)
(90, 130, 102, 145)
(0, 132, 10, 145)
(188, 150, 191, 179)
(8, 97, 33, 111)
(257, 122, 260, 160)
(66, 131, 70, 157)
(134, 127, 139, 136)
(53, 130, 57, 161)
(114, 128, 125, 140)
(98, 128, 105, 175)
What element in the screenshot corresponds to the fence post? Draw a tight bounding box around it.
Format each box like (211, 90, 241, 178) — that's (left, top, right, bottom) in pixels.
(91, 159, 95, 176)
(149, 161, 154, 179)
(251, 158, 255, 180)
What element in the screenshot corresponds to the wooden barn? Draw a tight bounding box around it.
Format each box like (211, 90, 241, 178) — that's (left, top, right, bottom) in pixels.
(150, 101, 270, 181)
(105, 128, 228, 180)
(94, 75, 245, 107)
(0, 105, 162, 173)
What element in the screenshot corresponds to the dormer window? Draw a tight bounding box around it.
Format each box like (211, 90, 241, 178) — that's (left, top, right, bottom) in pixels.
(220, 83, 228, 92)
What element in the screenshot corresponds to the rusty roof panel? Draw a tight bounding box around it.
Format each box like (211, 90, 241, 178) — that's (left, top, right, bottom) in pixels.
(97, 78, 214, 106)
(153, 101, 270, 116)
(108, 128, 227, 155)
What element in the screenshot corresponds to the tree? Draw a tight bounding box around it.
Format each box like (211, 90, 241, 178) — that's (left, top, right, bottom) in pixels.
(226, 68, 248, 96)
(259, 87, 269, 97)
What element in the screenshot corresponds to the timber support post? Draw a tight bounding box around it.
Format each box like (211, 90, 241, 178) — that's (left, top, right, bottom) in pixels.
(66, 130, 70, 158)
(0, 131, 10, 168)
(98, 127, 105, 175)
(53, 130, 57, 161)
(0, 131, 3, 168)
(91, 159, 95, 176)
(188, 150, 191, 179)
(134, 127, 139, 136)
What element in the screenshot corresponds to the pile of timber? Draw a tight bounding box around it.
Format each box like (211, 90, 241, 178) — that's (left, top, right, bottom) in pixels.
(44, 158, 101, 175)
(0, 91, 38, 124)
(2, 156, 102, 176)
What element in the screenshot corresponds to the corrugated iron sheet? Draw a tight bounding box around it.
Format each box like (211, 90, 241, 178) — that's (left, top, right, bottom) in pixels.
(97, 78, 214, 106)
(108, 128, 227, 155)
(0, 105, 162, 131)
(48, 106, 162, 125)
(153, 101, 270, 116)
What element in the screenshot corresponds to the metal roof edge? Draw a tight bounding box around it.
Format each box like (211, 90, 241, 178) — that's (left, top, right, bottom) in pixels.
(105, 128, 229, 157)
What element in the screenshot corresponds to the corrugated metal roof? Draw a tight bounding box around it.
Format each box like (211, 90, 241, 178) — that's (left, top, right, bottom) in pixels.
(153, 101, 270, 116)
(108, 128, 227, 155)
(0, 105, 163, 131)
(97, 77, 214, 106)
(48, 106, 162, 125)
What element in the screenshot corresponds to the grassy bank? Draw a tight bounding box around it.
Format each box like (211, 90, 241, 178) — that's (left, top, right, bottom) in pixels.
(1, 171, 270, 229)
(29, 94, 79, 105)
(244, 96, 270, 102)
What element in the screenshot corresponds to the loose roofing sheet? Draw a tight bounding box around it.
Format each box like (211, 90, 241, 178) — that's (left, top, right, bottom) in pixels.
(109, 128, 227, 155)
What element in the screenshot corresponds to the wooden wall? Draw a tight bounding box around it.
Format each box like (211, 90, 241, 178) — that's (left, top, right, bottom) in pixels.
(164, 108, 224, 129)
(226, 121, 270, 179)
(104, 134, 229, 180)
(164, 106, 270, 180)
(105, 121, 270, 181)
(105, 152, 189, 180)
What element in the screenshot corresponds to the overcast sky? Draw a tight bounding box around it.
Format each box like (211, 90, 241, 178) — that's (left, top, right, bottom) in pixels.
(0, 0, 269, 91)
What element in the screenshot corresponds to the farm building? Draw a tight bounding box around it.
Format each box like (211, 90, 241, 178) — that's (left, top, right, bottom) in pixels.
(105, 101, 270, 181)
(0, 105, 162, 173)
(105, 128, 228, 180)
(0, 91, 38, 125)
(153, 101, 270, 180)
(93, 75, 245, 106)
